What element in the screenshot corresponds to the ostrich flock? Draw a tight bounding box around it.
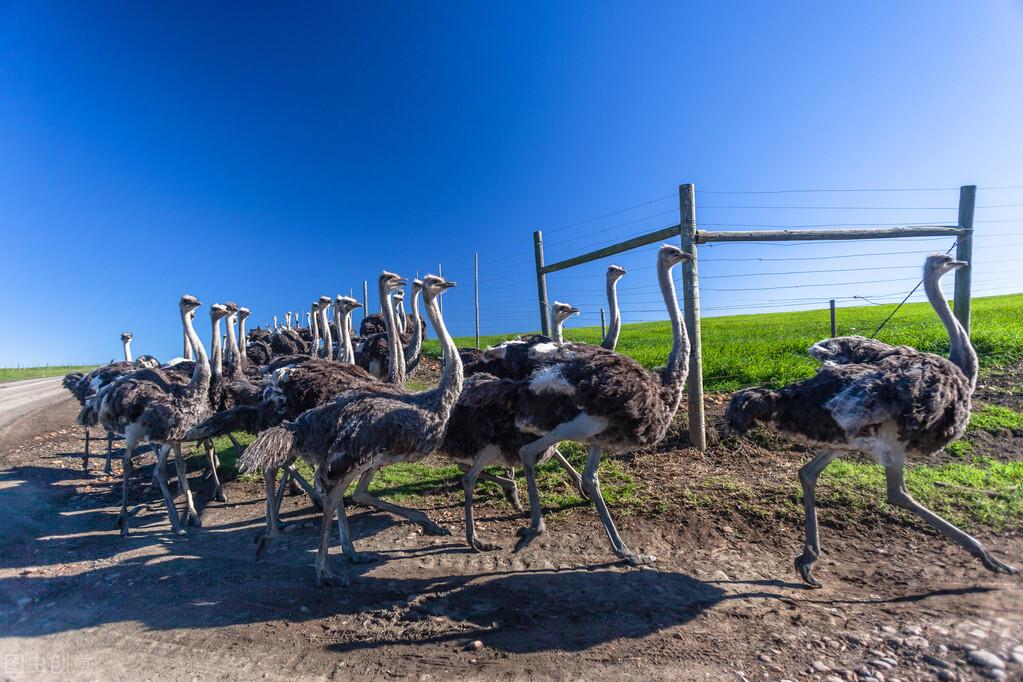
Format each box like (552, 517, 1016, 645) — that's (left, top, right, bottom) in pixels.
(61, 248, 1016, 588)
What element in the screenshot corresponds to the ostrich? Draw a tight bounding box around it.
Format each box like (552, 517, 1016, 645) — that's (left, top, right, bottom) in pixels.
(495, 245, 693, 565)
(333, 296, 363, 363)
(272, 315, 278, 331)
(355, 279, 410, 383)
(602, 265, 627, 350)
(550, 301, 580, 344)
(725, 253, 1016, 586)
(240, 273, 463, 586)
(318, 296, 336, 360)
(238, 307, 251, 367)
(402, 280, 425, 377)
(309, 300, 322, 357)
(285, 312, 292, 329)
(393, 290, 407, 335)
(94, 295, 214, 536)
(65, 332, 160, 473)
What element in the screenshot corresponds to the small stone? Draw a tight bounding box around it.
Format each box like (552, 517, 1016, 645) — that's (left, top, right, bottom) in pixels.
(1012, 651, 1023, 665)
(922, 655, 953, 670)
(902, 624, 922, 636)
(825, 676, 843, 682)
(757, 654, 772, 663)
(869, 660, 892, 671)
(903, 636, 929, 649)
(881, 626, 898, 635)
(937, 671, 955, 682)
(465, 640, 484, 652)
(967, 650, 1005, 669)
(880, 657, 897, 666)
(813, 661, 832, 672)
(968, 628, 989, 639)
(982, 670, 1005, 681)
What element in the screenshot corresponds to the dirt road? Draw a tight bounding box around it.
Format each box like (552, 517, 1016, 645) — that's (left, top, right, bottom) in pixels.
(0, 388, 1020, 681)
(0, 377, 67, 442)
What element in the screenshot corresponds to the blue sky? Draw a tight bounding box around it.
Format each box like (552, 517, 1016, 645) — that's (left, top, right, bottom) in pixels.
(2, 2, 1021, 365)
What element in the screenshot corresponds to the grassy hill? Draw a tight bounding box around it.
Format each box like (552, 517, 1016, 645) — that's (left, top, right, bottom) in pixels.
(426, 293, 1023, 391)
(0, 365, 98, 383)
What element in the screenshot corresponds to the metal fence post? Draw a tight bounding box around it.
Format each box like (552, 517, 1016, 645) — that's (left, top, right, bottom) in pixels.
(830, 299, 837, 337)
(679, 183, 706, 451)
(954, 185, 976, 333)
(533, 230, 551, 336)
(362, 281, 369, 322)
(474, 253, 480, 349)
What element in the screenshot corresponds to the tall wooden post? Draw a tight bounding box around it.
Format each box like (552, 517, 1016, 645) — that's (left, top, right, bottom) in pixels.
(474, 253, 480, 349)
(600, 307, 606, 339)
(829, 299, 837, 337)
(954, 185, 976, 333)
(679, 183, 706, 451)
(533, 230, 551, 336)
(362, 281, 369, 322)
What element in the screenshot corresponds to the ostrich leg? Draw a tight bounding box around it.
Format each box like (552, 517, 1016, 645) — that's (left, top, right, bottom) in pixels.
(351, 466, 449, 536)
(104, 433, 115, 474)
(152, 445, 185, 535)
(115, 434, 139, 536)
(83, 429, 90, 472)
(458, 464, 522, 511)
(582, 444, 655, 566)
(551, 447, 588, 498)
(885, 462, 1018, 575)
(462, 451, 502, 552)
(174, 443, 201, 527)
(795, 450, 838, 588)
(255, 473, 280, 558)
(204, 438, 227, 503)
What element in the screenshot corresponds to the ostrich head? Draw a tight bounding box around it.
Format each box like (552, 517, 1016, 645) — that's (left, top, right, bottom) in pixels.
(421, 274, 455, 303)
(393, 290, 406, 304)
(120, 332, 133, 343)
(925, 253, 968, 277)
(238, 307, 251, 322)
(337, 295, 362, 314)
(551, 300, 580, 325)
(224, 301, 239, 314)
(412, 279, 423, 295)
(607, 264, 627, 283)
(180, 295, 202, 314)
(658, 244, 694, 266)
(209, 303, 230, 322)
(380, 271, 408, 293)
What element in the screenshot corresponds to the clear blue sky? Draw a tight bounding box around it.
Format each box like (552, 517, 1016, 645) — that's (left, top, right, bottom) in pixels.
(2, 2, 1021, 366)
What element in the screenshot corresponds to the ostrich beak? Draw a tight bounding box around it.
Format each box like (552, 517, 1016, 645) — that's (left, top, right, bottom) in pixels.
(949, 259, 968, 269)
(441, 281, 457, 289)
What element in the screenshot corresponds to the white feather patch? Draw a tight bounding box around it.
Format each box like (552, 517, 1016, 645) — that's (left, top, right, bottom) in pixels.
(528, 342, 559, 357)
(529, 365, 575, 396)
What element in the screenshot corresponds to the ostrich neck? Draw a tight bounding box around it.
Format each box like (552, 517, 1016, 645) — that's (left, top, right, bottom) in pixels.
(333, 306, 345, 361)
(603, 278, 622, 350)
(403, 289, 423, 365)
(239, 317, 247, 358)
(183, 309, 210, 395)
(339, 308, 355, 363)
(381, 285, 406, 384)
(211, 318, 223, 379)
(553, 317, 565, 344)
(225, 315, 241, 379)
(319, 305, 333, 360)
(183, 327, 193, 361)
(123, 339, 132, 363)
(658, 260, 690, 407)
(310, 309, 320, 357)
(924, 268, 978, 390)
(397, 300, 407, 334)
(421, 293, 463, 416)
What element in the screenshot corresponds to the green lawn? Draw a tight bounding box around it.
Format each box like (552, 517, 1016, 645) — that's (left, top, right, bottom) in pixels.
(0, 365, 97, 383)
(426, 293, 1023, 392)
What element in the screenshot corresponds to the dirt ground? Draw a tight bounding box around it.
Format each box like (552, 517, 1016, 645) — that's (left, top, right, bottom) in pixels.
(0, 386, 1021, 681)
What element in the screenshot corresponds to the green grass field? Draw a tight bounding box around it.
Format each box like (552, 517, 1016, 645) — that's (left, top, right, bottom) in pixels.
(426, 293, 1023, 392)
(0, 365, 97, 383)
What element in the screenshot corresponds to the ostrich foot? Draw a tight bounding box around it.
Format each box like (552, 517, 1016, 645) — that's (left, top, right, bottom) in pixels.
(115, 513, 130, 537)
(621, 551, 657, 566)
(315, 568, 349, 588)
(469, 537, 502, 552)
(213, 487, 227, 503)
(345, 551, 383, 565)
(255, 534, 275, 559)
(513, 521, 546, 551)
(981, 554, 1019, 575)
(795, 553, 822, 588)
(422, 521, 450, 537)
(184, 508, 202, 528)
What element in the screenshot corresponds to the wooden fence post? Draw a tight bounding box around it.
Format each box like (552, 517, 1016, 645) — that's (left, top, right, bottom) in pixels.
(679, 183, 706, 451)
(830, 299, 837, 337)
(474, 253, 480, 349)
(954, 185, 976, 333)
(600, 307, 606, 339)
(362, 281, 368, 322)
(533, 230, 551, 336)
